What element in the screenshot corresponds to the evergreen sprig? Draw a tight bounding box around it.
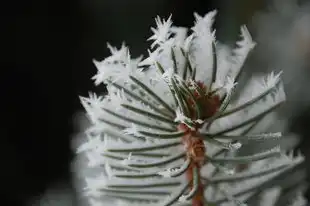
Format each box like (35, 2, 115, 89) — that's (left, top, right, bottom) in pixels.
(77, 11, 306, 206)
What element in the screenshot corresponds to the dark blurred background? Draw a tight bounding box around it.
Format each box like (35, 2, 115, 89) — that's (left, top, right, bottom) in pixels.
(1, 0, 310, 205)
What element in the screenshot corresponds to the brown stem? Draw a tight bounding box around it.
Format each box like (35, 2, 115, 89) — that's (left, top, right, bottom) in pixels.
(187, 163, 205, 206)
(181, 129, 206, 206)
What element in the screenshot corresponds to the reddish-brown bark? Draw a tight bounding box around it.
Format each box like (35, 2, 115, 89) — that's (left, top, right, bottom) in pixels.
(177, 81, 221, 206)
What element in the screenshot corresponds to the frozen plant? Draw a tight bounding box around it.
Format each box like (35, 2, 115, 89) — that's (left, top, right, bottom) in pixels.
(77, 11, 306, 206)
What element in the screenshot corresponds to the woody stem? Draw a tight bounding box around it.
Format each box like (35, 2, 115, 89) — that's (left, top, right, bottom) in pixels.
(180, 124, 206, 206)
(186, 162, 205, 206)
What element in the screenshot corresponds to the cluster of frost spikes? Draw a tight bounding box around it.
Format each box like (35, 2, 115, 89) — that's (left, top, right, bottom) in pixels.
(77, 10, 306, 206)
